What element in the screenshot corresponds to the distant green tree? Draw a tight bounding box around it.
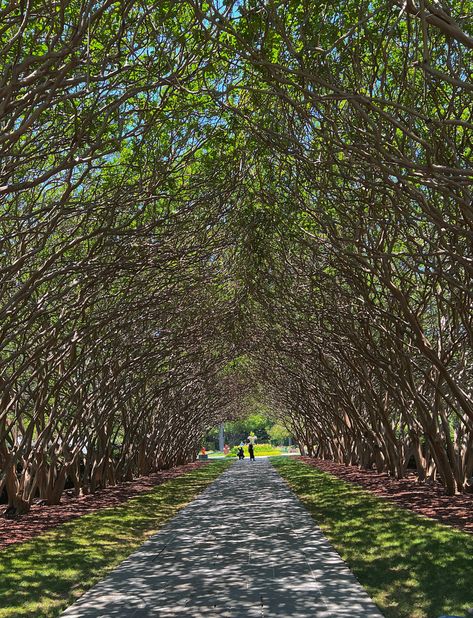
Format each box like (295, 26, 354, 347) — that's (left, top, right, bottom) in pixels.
(267, 424, 291, 446)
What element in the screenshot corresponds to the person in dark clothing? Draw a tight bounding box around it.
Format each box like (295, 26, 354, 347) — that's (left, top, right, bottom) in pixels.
(237, 446, 245, 460)
(248, 443, 255, 461)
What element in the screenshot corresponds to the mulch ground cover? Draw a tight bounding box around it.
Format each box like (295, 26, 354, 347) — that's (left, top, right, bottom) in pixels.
(299, 456, 473, 534)
(0, 461, 203, 551)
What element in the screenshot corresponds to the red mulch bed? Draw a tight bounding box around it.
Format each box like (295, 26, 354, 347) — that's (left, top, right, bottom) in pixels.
(298, 456, 473, 534)
(0, 461, 203, 551)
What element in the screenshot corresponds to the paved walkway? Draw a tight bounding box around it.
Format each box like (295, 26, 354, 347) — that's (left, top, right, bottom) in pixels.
(62, 459, 383, 617)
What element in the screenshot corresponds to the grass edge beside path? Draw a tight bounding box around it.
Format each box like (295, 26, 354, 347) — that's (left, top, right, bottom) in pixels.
(270, 456, 473, 618)
(0, 460, 233, 618)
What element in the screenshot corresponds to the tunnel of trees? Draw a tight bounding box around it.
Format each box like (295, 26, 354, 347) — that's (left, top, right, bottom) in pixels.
(0, 0, 472, 513)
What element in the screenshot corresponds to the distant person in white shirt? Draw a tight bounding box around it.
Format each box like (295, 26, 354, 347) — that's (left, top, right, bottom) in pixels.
(247, 432, 257, 445)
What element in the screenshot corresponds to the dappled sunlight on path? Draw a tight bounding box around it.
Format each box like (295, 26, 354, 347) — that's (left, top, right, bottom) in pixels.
(61, 459, 383, 617)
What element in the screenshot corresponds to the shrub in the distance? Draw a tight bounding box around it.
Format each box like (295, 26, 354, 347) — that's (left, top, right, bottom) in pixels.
(225, 443, 282, 457)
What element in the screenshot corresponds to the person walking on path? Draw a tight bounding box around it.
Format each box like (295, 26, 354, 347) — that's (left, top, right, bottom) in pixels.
(248, 442, 255, 461)
(237, 446, 245, 460)
(247, 432, 257, 445)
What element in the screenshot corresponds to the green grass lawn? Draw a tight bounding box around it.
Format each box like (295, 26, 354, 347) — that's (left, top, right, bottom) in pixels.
(0, 460, 232, 618)
(207, 451, 224, 458)
(271, 457, 473, 618)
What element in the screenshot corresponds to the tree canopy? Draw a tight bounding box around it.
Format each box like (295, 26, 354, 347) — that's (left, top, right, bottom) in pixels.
(0, 0, 472, 511)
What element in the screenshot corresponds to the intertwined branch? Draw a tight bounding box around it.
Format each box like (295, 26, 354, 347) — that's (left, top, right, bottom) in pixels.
(0, 0, 472, 512)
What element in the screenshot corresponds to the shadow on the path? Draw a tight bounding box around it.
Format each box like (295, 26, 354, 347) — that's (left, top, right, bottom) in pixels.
(62, 460, 382, 617)
(273, 457, 473, 618)
(0, 464, 230, 617)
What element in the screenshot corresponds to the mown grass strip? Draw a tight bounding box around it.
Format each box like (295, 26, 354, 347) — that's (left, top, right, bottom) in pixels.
(271, 457, 473, 618)
(0, 460, 232, 618)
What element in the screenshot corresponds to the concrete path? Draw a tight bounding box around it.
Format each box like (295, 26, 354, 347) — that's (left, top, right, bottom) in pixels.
(62, 459, 383, 617)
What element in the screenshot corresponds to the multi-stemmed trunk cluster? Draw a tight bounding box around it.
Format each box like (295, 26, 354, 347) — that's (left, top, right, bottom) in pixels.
(0, 1, 243, 513)
(0, 0, 472, 511)
(204, 0, 473, 495)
